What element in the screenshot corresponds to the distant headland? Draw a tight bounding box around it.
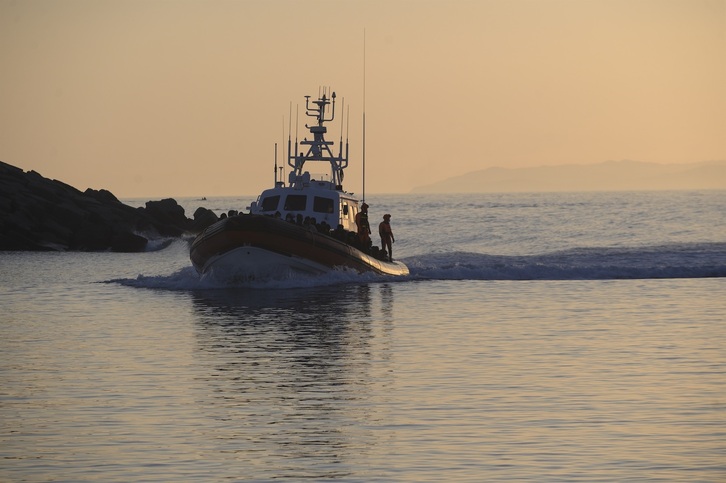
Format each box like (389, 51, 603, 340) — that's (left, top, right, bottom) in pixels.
(411, 160, 726, 193)
(0, 161, 219, 252)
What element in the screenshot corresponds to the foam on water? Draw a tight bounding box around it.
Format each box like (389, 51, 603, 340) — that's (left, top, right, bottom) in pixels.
(109, 241, 726, 290)
(405, 242, 726, 280)
(111, 264, 388, 291)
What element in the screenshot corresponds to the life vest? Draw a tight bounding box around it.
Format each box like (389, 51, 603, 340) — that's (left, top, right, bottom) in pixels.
(379, 221, 392, 239)
(356, 211, 370, 234)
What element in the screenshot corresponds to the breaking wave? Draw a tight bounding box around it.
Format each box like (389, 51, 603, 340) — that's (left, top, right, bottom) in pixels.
(109, 265, 387, 291)
(108, 242, 726, 290)
(405, 242, 726, 281)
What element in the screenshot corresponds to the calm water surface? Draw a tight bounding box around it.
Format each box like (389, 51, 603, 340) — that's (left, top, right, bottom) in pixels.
(2, 192, 725, 481)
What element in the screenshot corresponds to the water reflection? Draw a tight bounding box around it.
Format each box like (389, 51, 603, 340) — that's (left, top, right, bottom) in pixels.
(189, 284, 393, 480)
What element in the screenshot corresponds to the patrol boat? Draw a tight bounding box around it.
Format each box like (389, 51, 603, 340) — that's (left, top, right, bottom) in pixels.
(190, 91, 409, 280)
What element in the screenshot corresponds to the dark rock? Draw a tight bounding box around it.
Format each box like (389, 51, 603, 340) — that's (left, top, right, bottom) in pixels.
(144, 198, 192, 236)
(85, 188, 121, 204)
(71, 223, 113, 251)
(111, 232, 148, 252)
(192, 207, 219, 232)
(145, 198, 186, 224)
(0, 160, 214, 251)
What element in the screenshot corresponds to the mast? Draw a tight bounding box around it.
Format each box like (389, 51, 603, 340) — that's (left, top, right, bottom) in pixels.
(362, 29, 366, 202)
(287, 91, 349, 189)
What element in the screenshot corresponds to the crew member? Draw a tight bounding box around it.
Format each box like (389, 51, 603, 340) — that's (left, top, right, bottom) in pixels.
(379, 213, 395, 261)
(355, 202, 371, 247)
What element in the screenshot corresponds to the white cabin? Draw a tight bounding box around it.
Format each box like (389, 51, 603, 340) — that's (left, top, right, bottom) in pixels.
(248, 90, 362, 232)
(250, 174, 360, 232)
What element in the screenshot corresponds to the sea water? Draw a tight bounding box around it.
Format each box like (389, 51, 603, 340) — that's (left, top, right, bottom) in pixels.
(1, 191, 725, 482)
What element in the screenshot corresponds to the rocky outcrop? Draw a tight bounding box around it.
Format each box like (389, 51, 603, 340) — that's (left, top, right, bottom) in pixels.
(0, 161, 219, 252)
(192, 207, 220, 233)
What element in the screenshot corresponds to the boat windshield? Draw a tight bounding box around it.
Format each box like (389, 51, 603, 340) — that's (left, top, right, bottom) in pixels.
(260, 195, 280, 212)
(284, 195, 307, 211)
(313, 197, 334, 214)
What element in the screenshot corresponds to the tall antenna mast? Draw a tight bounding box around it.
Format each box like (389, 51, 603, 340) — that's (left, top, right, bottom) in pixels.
(287, 104, 292, 175)
(281, 116, 285, 182)
(362, 28, 366, 202)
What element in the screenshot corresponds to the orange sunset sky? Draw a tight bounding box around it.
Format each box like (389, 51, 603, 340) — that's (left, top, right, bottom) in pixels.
(1, 0, 724, 198)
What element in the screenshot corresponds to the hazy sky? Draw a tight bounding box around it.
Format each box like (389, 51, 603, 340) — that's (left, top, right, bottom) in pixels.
(1, 0, 724, 198)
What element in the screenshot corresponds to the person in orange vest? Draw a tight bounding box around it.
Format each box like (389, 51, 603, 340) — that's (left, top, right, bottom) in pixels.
(355, 202, 371, 248)
(378, 213, 395, 261)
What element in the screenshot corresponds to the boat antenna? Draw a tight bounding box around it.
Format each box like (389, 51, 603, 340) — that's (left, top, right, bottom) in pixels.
(345, 103, 350, 185)
(362, 28, 366, 203)
(281, 115, 285, 182)
(274, 143, 278, 185)
(339, 97, 345, 145)
(346, 104, 350, 153)
(338, 97, 345, 167)
(295, 103, 299, 168)
(287, 103, 292, 185)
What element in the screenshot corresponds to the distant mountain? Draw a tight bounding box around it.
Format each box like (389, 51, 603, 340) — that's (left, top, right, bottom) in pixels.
(410, 160, 726, 193)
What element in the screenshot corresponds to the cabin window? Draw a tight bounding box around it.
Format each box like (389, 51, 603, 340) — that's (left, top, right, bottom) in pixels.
(313, 197, 334, 214)
(342, 203, 349, 216)
(260, 195, 280, 212)
(284, 195, 307, 211)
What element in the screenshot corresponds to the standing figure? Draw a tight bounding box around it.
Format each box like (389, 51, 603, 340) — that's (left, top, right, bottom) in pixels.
(378, 213, 395, 261)
(355, 202, 372, 248)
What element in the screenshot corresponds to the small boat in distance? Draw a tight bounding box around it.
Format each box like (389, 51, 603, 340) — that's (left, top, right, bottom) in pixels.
(190, 90, 409, 280)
